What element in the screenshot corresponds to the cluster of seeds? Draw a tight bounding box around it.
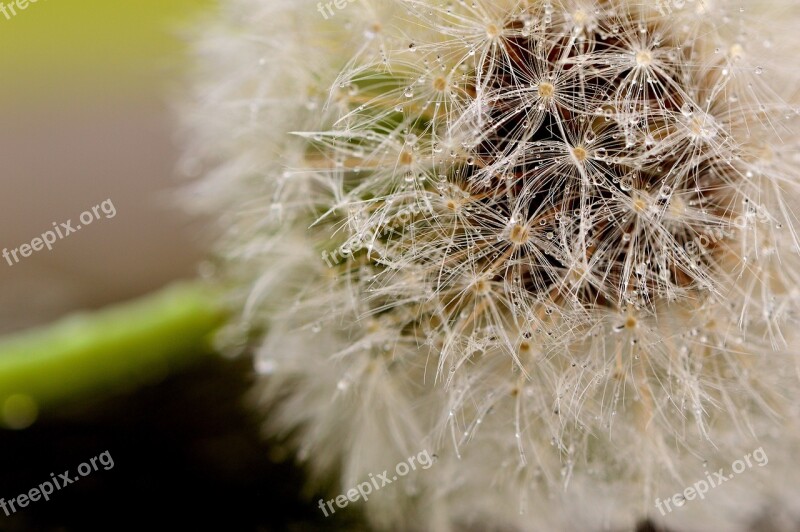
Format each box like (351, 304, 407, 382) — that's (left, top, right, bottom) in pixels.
(190, 0, 800, 528)
(311, 0, 795, 378)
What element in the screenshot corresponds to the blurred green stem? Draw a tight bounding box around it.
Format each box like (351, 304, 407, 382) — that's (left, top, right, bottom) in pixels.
(0, 281, 227, 429)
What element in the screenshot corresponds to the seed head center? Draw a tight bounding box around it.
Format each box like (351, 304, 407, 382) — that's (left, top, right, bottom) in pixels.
(730, 43, 745, 60)
(631, 190, 652, 214)
(445, 199, 462, 212)
(572, 146, 588, 162)
(537, 82, 555, 99)
(635, 50, 653, 66)
(399, 150, 415, 166)
(509, 223, 531, 245)
(473, 278, 492, 295)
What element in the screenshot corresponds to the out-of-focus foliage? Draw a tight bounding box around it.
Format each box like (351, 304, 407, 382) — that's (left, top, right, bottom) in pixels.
(0, 0, 215, 99)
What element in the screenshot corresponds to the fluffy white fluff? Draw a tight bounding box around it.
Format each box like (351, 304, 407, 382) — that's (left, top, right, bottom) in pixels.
(183, 1, 800, 530)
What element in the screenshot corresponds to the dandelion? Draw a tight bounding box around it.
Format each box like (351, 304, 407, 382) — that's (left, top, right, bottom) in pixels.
(185, 0, 800, 529)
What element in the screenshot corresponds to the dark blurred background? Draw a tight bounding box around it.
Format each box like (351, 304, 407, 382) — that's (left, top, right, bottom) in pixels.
(0, 2, 357, 529)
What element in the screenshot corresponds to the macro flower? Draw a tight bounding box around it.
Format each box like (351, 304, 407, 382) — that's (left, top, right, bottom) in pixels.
(183, 0, 800, 529)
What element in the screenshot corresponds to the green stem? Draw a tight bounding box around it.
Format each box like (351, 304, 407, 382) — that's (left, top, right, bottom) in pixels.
(0, 281, 227, 429)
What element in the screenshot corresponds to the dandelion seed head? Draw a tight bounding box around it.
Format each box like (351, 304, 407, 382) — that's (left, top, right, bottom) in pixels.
(185, 0, 800, 529)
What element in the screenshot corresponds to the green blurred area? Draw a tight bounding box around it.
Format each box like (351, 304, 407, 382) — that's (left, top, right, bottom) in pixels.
(0, 0, 215, 100)
(0, 0, 223, 423)
(0, 283, 226, 429)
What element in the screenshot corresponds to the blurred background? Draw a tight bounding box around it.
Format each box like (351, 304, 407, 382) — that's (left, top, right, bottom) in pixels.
(0, 0, 207, 331)
(0, 1, 348, 529)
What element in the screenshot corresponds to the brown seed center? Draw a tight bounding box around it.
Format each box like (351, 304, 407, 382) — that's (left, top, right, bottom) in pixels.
(509, 224, 530, 245)
(537, 82, 555, 98)
(399, 150, 415, 166)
